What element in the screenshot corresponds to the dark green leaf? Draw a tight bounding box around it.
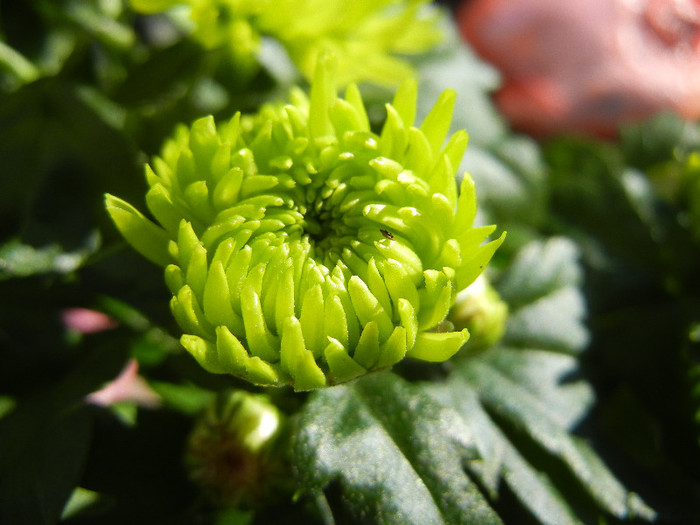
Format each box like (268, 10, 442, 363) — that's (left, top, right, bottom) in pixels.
(455, 358, 652, 521)
(294, 373, 501, 525)
(426, 379, 583, 525)
(0, 405, 93, 524)
(437, 236, 651, 523)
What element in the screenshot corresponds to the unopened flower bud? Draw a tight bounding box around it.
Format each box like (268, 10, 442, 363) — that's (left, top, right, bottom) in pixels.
(449, 274, 507, 351)
(185, 391, 287, 508)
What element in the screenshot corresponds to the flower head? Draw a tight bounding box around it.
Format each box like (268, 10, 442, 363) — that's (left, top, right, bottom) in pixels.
(105, 56, 504, 390)
(130, 0, 442, 86)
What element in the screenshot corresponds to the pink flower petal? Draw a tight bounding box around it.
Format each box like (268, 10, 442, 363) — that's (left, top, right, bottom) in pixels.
(61, 308, 118, 334)
(458, 0, 700, 137)
(86, 359, 161, 408)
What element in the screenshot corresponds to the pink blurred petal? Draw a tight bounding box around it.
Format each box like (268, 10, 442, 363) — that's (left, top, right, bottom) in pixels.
(86, 359, 161, 408)
(61, 308, 118, 334)
(458, 0, 700, 137)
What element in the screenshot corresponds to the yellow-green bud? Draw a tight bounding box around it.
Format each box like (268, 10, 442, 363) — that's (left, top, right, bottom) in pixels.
(449, 274, 508, 352)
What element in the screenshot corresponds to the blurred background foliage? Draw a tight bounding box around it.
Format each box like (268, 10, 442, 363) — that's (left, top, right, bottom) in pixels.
(1, 0, 700, 523)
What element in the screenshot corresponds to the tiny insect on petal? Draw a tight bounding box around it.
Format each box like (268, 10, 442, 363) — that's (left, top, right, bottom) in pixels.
(380, 228, 394, 240)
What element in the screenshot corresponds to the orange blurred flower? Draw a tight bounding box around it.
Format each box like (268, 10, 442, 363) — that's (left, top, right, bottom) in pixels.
(458, 0, 700, 137)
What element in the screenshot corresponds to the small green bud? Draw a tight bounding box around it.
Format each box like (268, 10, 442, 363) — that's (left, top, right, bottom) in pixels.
(449, 275, 508, 352)
(106, 56, 504, 390)
(185, 391, 288, 508)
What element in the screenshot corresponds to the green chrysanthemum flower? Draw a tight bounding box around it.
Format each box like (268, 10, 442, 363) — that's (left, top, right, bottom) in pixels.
(130, 0, 442, 86)
(105, 57, 504, 390)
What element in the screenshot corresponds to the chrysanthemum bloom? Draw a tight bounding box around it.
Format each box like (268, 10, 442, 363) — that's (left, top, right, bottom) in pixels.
(130, 0, 442, 86)
(105, 57, 504, 390)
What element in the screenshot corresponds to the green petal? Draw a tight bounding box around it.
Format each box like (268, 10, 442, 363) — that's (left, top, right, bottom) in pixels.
(352, 320, 380, 369)
(171, 285, 214, 339)
(367, 258, 392, 316)
(343, 83, 370, 132)
(300, 284, 325, 356)
(181, 335, 226, 374)
(200, 216, 247, 250)
(418, 270, 454, 330)
(348, 275, 394, 340)
(245, 357, 281, 386)
(376, 326, 407, 369)
(164, 264, 184, 295)
(176, 148, 198, 187)
(280, 317, 326, 391)
(441, 130, 469, 179)
(404, 127, 432, 175)
(185, 242, 208, 303)
(427, 156, 456, 208)
(390, 79, 417, 127)
(406, 329, 470, 362)
(456, 232, 507, 291)
(176, 220, 201, 269)
(383, 258, 420, 313)
(212, 167, 245, 210)
(226, 245, 253, 311)
(308, 54, 336, 140)
(241, 282, 280, 362)
(325, 294, 349, 349)
(184, 180, 213, 221)
(419, 88, 456, 154)
(454, 174, 477, 232)
(105, 194, 171, 267)
(330, 98, 367, 136)
(379, 105, 409, 159)
(275, 264, 296, 335)
(215, 325, 248, 374)
(203, 261, 244, 332)
(398, 298, 418, 349)
(189, 116, 219, 170)
(324, 337, 366, 384)
(145, 183, 181, 235)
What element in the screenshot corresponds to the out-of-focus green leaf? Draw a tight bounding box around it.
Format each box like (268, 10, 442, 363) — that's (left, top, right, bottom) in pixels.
(620, 113, 700, 173)
(0, 234, 100, 280)
(496, 237, 588, 354)
(545, 137, 664, 273)
(149, 381, 216, 415)
(0, 396, 16, 420)
(63, 0, 136, 51)
(61, 486, 101, 520)
(0, 404, 93, 524)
